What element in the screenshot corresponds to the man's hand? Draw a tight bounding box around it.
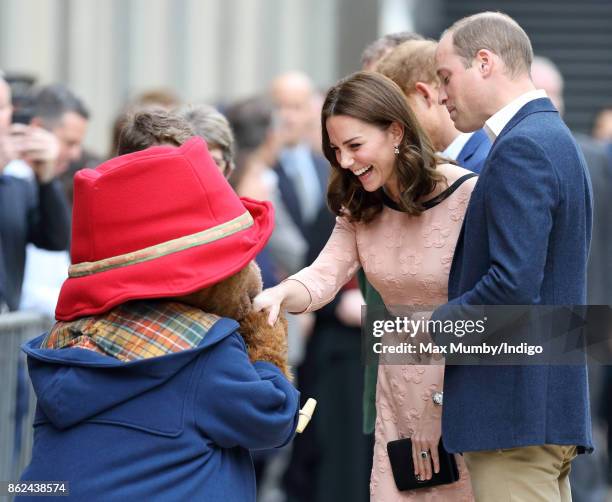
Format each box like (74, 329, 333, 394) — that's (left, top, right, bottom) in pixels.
(11, 124, 60, 183)
(0, 130, 18, 170)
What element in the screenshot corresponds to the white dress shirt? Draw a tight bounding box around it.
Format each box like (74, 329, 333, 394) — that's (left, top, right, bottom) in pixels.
(484, 89, 548, 143)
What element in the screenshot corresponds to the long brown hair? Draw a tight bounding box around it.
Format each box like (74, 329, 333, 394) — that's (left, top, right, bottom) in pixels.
(322, 71, 444, 223)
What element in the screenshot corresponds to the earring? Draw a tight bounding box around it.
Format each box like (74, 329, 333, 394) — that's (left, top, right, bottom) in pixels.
(394, 145, 400, 155)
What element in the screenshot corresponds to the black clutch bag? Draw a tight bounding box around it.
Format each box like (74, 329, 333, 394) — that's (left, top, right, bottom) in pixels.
(386, 438, 460, 491)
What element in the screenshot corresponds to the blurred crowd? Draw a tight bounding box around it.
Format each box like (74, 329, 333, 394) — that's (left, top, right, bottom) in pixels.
(1, 27, 612, 502)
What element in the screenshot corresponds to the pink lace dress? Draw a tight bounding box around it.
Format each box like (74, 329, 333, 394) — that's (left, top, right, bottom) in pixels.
(290, 164, 476, 501)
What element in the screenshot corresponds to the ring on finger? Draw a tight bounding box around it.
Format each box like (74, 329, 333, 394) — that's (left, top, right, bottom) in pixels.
(420, 450, 429, 459)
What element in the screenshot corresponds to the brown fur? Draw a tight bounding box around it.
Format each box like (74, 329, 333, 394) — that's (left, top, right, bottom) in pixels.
(174, 262, 291, 379)
(239, 310, 291, 379)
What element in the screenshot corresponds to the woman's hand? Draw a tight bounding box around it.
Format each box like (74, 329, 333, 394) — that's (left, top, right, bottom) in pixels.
(411, 400, 442, 481)
(253, 286, 287, 326)
(253, 279, 311, 326)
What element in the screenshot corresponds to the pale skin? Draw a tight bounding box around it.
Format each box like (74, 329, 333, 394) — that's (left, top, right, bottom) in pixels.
(6, 123, 60, 183)
(406, 80, 459, 152)
(31, 111, 88, 177)
(435, 31, 536, 133)
(270, 71, 316, 148)
(253, 113, 443, 480)
(0, 79, 66, 182)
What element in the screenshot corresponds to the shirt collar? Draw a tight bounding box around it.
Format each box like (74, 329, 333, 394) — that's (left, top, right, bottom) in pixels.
(2, 159, 34, 180)
(442, 132, 474, 161)
(484, 89, 548, 143)
(280, 143, 312, 176)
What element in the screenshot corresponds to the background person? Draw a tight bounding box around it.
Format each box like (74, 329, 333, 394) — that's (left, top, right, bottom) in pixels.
(5, 83, 89, 316)
(0, 76, 70, 313)
(270, 72, 329, 234)
(177, 103, 235, 178)
(377, 39, 490, 173)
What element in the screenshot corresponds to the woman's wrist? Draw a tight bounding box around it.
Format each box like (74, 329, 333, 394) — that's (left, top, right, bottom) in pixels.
(279, 278, 312, 313)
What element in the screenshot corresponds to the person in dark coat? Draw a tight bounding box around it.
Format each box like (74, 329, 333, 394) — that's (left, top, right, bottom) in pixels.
(0, 75, 70, 312)
(434, 12, 592, 501)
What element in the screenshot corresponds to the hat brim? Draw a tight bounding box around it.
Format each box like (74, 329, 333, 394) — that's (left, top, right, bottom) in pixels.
(55, 197, 273, 321)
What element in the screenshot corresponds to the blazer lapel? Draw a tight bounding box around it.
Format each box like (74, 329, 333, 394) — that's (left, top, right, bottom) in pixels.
(275, 163, 304, 229)
(495, 98, 558, 143)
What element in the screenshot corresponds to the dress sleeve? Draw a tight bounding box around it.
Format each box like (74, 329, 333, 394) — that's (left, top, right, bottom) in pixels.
(288, 216, 361, 313)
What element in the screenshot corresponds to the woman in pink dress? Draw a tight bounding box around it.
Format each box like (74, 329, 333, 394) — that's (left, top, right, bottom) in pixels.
(255, 71, 475, 501)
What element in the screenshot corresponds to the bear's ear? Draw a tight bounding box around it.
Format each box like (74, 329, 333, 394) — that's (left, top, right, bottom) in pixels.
(246, 261, 264, 300)
(170, 262, 262, 321)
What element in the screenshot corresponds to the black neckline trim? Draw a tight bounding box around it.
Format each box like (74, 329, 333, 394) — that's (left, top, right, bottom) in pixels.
(381, 173, 477, 212)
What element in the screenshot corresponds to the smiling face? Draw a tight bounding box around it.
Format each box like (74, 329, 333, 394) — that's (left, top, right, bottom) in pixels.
(51, 111, 88, 174)
(435, 33, 488, 132)
(326, 114, 402, 196)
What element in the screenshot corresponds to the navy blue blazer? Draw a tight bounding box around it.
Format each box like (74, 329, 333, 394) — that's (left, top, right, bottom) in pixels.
(275, 152, 329, 234)
(456, 128, 490, 173)
(435, 98, 593, 453)
(0, 177, 70, 310)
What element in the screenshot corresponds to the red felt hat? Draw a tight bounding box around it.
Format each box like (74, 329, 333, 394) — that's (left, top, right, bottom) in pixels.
(55, 137, 274, 321)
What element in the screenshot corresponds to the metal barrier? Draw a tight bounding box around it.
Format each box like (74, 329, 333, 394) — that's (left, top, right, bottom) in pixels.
(0, 312, 52, 485)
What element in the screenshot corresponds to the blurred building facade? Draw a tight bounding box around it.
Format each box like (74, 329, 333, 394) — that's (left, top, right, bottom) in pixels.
(433, 0, 612, 134)
(0, 0, 377, 154)
(1, 0, 611, 153)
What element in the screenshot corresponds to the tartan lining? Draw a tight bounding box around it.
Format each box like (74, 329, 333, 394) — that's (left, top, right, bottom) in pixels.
(43, 301, 220, 362)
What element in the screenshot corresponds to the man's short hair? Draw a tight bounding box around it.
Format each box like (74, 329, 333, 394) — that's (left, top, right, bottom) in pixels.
(32, 84, 89, 128)
(375, 39, 438, 96)
(116, 109, 194, 156)
(132, 88, 181, 110)
(446, 12, 533, 78)
(176, 104, 235, 174)
(360, 31, 424, 70)
(224, 95, 274, 151)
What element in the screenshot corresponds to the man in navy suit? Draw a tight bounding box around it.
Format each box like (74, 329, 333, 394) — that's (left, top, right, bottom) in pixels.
(434, 12, 593, 501)
(270, 72, 329, 236)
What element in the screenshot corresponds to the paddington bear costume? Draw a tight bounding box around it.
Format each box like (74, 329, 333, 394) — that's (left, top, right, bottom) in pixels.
(18, 137, 300, 501)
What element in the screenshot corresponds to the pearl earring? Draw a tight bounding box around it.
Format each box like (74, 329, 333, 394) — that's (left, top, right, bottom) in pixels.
(394, 145, 400, 155)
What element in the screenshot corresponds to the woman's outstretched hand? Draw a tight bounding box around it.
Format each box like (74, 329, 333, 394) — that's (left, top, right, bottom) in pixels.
(253, 286, 286, 326)
(253, 279, 312, 326)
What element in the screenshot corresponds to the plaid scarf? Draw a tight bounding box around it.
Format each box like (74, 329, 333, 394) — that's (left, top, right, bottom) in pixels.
(43, 301, 220, 362)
